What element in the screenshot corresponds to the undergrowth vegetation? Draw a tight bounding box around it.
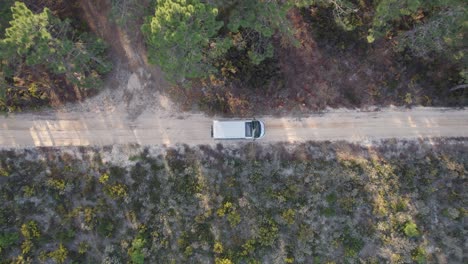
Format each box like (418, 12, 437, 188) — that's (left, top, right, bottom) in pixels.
(0, 140, 466, 263)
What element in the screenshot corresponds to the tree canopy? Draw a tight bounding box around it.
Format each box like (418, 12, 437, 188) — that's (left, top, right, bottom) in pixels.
(142, 0, 293, 83)
(142, 0, 466, 85)
(0, 1, 111, 111)
(142, 0, 230, 82)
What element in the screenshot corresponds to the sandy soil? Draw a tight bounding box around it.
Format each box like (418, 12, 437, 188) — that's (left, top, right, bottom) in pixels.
(1, 107, 467, 148)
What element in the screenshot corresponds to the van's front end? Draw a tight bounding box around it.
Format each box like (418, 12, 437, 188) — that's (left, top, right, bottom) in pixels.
(252, 120, 265, 139)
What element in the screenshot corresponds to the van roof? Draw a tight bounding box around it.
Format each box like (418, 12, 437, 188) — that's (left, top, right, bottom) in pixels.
(212, 120, 248, 139)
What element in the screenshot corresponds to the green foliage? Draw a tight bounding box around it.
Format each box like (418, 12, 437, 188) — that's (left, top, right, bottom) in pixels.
(397, 7, 467, 61)
(23, 185, 35, 197)
(281, 208, 296, 225)
(99, 173, 110, 184)
(213, 241, 223, 254)
(258, 219, 278, 247)
(47, 178, 66, 192)
(227, 210, 241, 227)
(78, 241, 89, 254)
(241, 239, 256, 256)
(370, 0, 422, 38)
(129, 237, 146, 264)
(217, 201, 241, 227)
(184, 245, 193, 257)
(21, 221, 40, 240)
(226, 1, 287, 64)
(0, 167, 8, 177)
(215, 258, 233, 264)
(21, 239, 33, 254)
(0, 232, 19, 252)
(293, 0, 358, 31)
(104, 183, 128, 199)
(142, 0, 228, 82)
(48, 243, 68, 264)
(412, 246, 427, 264)
(341, 230, 364, 257)
(0, 2, 111, 110)
(217, 202, 232, 217)
(403, 221, 420, 237)
(143, 0, 295, 83)
(368, 0, 466, 66)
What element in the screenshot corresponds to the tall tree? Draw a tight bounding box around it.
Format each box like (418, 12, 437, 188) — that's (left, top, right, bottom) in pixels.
(367, 0, 466, 84)
(223, 0, 291, 64)
(143, 0, 296, 82)
(142, 0, 231, 83)
(0, 2, 111, 110)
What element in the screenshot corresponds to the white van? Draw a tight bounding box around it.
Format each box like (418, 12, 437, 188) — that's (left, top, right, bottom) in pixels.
(211, 119, 265, 139)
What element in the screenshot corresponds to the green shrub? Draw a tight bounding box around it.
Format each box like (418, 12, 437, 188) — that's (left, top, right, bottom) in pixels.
(21, 221, 40, 240)
(23, 185, 35, 197)
(215, 258, 233, 264)
(227, 211, 241, 227)
(214, 241, 223, 254)
(129, 237, 146, 264)
(47, 178, 66, 192)
(99, 173, 110, 184)
(412, 246, 426, 264)
(404, 221, 420, 238)
(217, 202, 233, 217)
(217, 202, 241, 227)
(78, 242, 89, 254)
(0, 167, 8, 177)
(49, 243, 68, 264)
(258, 219, 278, 247)
(177, 232, 190, 251)
(241, 239, 256, 256)
(105, 183, 128, 199)
(0, 232, 19, 252)
(184, 245, 193, 257)
(281, 209, 296, 225)
(21, 239, 33, 254)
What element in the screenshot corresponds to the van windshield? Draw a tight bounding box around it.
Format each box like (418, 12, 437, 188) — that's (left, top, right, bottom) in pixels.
(253, 121, 261, 138)
(245, 122, 253, 137)
(246, 121, 261, 138)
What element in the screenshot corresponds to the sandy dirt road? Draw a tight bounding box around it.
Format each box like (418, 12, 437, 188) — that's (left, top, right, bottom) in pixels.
(0, 107, 467, 148)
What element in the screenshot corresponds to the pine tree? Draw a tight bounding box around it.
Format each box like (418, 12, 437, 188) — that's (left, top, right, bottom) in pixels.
(0, 2, 111, 110)
(142, 0, 230, 83)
